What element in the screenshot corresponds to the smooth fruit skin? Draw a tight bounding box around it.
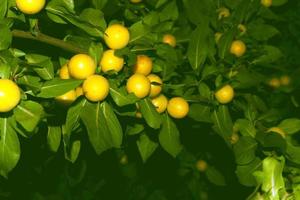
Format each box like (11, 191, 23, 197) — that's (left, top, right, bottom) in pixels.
(280, 75, 291, 86)
(196, 160, 208, 172)
(59, 64, 70, 79)
(147, 74, 162, 98)
(218, 7, 230, 19)
(16, 0, 46, 15)
(100, 50, 124, 73)
(261, 0, 272, 7)
(167, 97, 189, 119)
(163, 34, 176, 47)
(230, 40, 246, 57)
(75, 86, 83, 97)
(82, 75, 110, 102)
(151, 94, 168, 113)
(104, 24, 130, 50)
(130, 0, 142, 3)
(0, 79, 21, 112)
(268, 78, 280, 88)
(68, 54, 96, 80)
(215, 85, 234, 104)
(267, 127, 286, 138)
(55, 90, 77, 106)
(126, 74, 150, 99)
(134, 55, 153, 75)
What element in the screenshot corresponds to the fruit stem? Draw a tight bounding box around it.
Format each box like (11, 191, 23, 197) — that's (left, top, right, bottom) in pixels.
(11, 29, 87, 54)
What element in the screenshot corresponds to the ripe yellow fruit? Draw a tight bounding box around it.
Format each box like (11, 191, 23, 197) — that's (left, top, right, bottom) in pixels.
(280, 75, 291, 86)
(147, 74, 162, 98)
(238, 24, 247, 35)
(104, 24, 130, 50)
(130, 0, 142, 3)
(261, 0, 272, 7)
(100, 50, 124, 73)
(268, 78, 280, 88)
(16, 0, 46, 15)
(151, 94, 168, 113)
(55, 90, 77, 106)
(59, 64, 70, 79)
(218, 7, 230, 19)
(167, 97, 189, 119)
(82, 75, 110, 102)
(215, 85, 234, 104)
(230, 40, 246, 57)
(133, 55, 153, 76)
(75, 86, 83, 97)
(68, 54, 96, 80)
(230, 133, 240, 144)
(126, 74, 150, 99)
(0, 79, 21, 112)
(163, 34, 176, 47)
(135, 111, 143, 118)
(215, 32, 223, 43)
(267, 127, 285, 138)
(196, 160, 208, 172)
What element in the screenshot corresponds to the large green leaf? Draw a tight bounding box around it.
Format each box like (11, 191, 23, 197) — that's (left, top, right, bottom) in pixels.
(137, 134, 158, 162)
(236, 157, 262, 187)
(0, 25, 12, 51)
(188, 104, 212, 123)
(205, 166, 226, 186)
(233, 136, 257, 165)
(25, 54, 54, 80)
(14, 101, 44, 133)
(27, 78, 82, 98)
(0, 0, 7, 19)
(0, 117, 20, 178)
(80, 101, 123, 155)
(139, 98, 162, 129)
(159, 114, 182, 157)
(47, 126, 61, 153)
(109, 82, 139, 107)
(278, 118, 300, 135)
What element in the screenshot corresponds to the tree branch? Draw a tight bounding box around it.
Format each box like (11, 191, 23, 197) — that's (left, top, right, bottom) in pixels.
(11, 29, 87, 54)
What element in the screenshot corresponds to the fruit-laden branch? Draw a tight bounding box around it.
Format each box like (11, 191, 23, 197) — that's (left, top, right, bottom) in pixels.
(11, 29, 87, 54)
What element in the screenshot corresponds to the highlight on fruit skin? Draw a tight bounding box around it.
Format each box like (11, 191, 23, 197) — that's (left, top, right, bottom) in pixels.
(16, 0, 46, 15)
(167, 97, 189, 119)
(147, 74, 163, 98)
(126, 73, 151, 99)
(133, 55, 153, 76)
(55, 90, 77, 106)
(82, 75, 110, 102)
(230, 40, 246, 57)
(267, 77, 280, 88)
(214, 84, 234, 104)
(151, 94, 168, 113)
(104, 24, 130, 50)
(59, 64, 70, 79)
(195, 160, 208, 172)
(0, 79, 21, 112)
(68, 54, 96, 80)
(162, 34, 176, 47)
(217, 7, 230, 20)
(267, 127, 286, 138)
(100, 49, 124, 73)
(261, 0, 272, 7)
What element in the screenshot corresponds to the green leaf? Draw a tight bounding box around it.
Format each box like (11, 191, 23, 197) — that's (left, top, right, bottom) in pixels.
(159, 0, 178, 21)
(188, 104, 212, 123)
(47, 126, 61, 152)
(0, 116, 20, 178)
(126, 124, 144, 136)
(248, 22, 279, 41)
(278, 118, 300, 135)
(0, 0, 7, 19)
(159, 114, 182, 157)
(205, 166, 226, 186)
(235, 119, 256, 138)
(252, 45, 283, 64)
(28, 78, 82, 98)
(80, 8, 106, 30)
(129, 21, 151, 44)
(80, 101, 123, 155)
(88, 42, 103, 66)
(65, 140, 81, 163)
(25, 54, 54, 80)
(233, 136, 257, 165)
(272, 0, 288, 6)
(236, 157, 262, 187)
(0, 63, 11, 79)
(139, 98, 162, 129)
(65, 99, 87, 144)
(0, 25, 12, 51)
(218, 28, 235, 59)
(14, 101, 44, 133)
(109, 82, 139, 107)
(285, 143, 300, 165)
(137, 134, 158, 162)
(187, 22, 214, 72)
(182, 0, 213, 25)
(211, 106, 233, 145)
(198, 82, 211, 99)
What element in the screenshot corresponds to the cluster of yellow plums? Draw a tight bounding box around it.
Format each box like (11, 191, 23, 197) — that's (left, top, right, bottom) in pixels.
(267, 75, 291, 89)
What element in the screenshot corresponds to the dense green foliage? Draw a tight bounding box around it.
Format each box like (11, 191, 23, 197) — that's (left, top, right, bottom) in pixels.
(1, 0, 300, 199)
